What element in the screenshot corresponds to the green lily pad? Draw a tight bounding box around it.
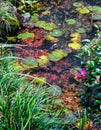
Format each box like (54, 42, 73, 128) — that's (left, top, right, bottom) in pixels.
(30, 15, 39, 22)
(50, 30, 63, 37)
(73, 2, 82, 7)
(66, 19, 76, 25)
(17, 32, 35, 40)
(88, 5, 101, 12)
(76, 28, 86, 33)
(22, 57, 38, 68)
(76, 7, 90, 14)
(48, 49, 68, 62)
(92, 14, 101, 20)
(35, 20, 56, 30)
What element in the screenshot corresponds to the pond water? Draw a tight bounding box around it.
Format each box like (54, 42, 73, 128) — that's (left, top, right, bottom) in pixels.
(14, 0, 101, 90)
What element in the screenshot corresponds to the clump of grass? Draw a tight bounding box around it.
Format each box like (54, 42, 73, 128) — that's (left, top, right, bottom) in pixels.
(0, 56, 77, 130)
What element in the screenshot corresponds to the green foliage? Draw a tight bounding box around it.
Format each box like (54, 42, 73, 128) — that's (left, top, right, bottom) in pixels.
(0, 1, 19, 33)
(66, 19, 76, 25)
(17, 32, 35, 40)
(34, 20, 56, 30)
(48, 49, 68, 62)
(78, 30, 101, 110)
(0, 55, 77, 130)
(50, 30, 63, 37)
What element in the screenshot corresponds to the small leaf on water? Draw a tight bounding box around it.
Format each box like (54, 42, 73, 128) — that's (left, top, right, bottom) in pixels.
(76, 7, 90, 14)
(17, 32, 35, 40)
(68, 42, 81, 50)
(37, 55, 49, 66)
(21, 57, 38, 68)
(48, 49, 68, 62)
(73, 2, 82, 7)
(66, 19, 76, 25)
(50, 30, 63, 37)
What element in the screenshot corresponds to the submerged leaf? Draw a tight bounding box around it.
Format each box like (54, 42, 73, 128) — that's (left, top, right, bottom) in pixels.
(48, 49, 68, 62)
(47, 85, 62, 96)
(21, 57, 38, 68)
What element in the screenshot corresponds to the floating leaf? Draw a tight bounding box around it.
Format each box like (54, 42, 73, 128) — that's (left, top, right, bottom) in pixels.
(48, 49, 68, 62)
(35, 21, 56, 30)
(17, 32, 35, 40)
(92, 14, 101, 20)
(70, 32, 81, 38)
(37, 55, 49, 66)
(47, 85, 62, 96)
(88, 5, 101, 12)
(21, 57, 38, 68)
(66, 19, 76, 25)
(7, 36, 16, 42)
(68, 42, 81, 50)
(42, 10, 50, 15)
(30, 15, 39, 22)
(34, 77, 46, 85)
(76, 7, 90, 14)
(76, 28, 86, 34)
(46, 34, 58, 42)
(10, 62, 24, 71)
(50, 30, 63, 37)
(73, 2, 82, 7)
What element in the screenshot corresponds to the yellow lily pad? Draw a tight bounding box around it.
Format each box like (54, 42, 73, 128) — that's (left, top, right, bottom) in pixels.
(46, 34, 58, 42)
(37, 55, 49, 66)
(76, 7, 90, 14)
(68, 42, 82, 50)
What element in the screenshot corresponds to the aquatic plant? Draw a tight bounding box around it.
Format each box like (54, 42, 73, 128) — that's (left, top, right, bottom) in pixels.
(17, 32, 35, 40)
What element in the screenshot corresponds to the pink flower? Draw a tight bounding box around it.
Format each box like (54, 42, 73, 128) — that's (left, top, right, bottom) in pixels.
(75, 69, 87, 81)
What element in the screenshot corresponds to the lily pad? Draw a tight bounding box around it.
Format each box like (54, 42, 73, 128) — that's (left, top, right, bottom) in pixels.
(66, 19, 76, 25)
(92, 14, 101, 20)
(17, 32, 35, 40)
(48, 49, 68, 62)
(21, 57, 38, 68)
(35, 20, 56, 30)
(46, 34, 58, 42)
(30, 15, 39, 22)
(76, 7, 90, 14)
(68, 42, 81, 50)
(73, 2, 82, 7)
(37, 55, 49, 66)
(50, 30, 63, 37)
(88, 5, 101, 12)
